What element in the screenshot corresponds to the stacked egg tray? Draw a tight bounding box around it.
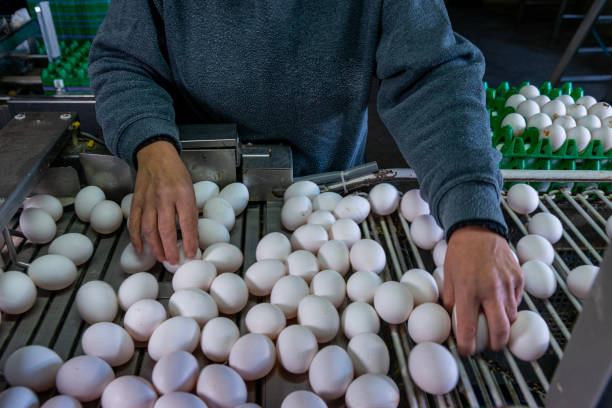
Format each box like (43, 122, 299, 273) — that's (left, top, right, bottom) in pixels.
(486, 81, 612, 193)
(0, 183, 608, 407)
(40, 40, 92, 95)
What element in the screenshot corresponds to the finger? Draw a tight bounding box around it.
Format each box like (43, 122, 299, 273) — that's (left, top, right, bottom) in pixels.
(158, 202, 179, 265)
(176, 188, 199, 259)
(483, 298, 511, 351)
(129, 201, 143, 252)
(455, 288, 479, 356)
(442, 266, 455, 312)
(504, 286, 518, 323)
(514, 268, 525, 307)
(142, 206, 165, 262)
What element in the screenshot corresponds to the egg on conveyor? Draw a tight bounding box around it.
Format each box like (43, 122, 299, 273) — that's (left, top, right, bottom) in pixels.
(123, 299, 167, 342)
(528, 212, 563, 244)
(553, 115, 577, 130)
(592, 127, 612, 152)
(317, 239, 350, 276)
(410, 214, 444, 250)
(162, 241, 202, 273)
(345, 374, 399, 408)
(281, 195, 313, 231)
(508, 310, 550, 361)
(169, 288, 218, 327)
(432, 240, 447, 267)
(522, 260, 557, 299)
(270, 275, 310, 319)
(193, 180, 219, 210)
(204, 197, 235, 231)
(27, 254, 77, 291)
(197, 218, 230, 250)
(172, 260, 217, 292)
(200, 316, 240, 363)
(155, 392, 206, 408)
(41, 395, 82, 408)
(152, 350, 199, 394)
(347, 332, 390, 376)
(281, 391, 326, 408)
(276, 325, 318, 375)
(90, 200, 123, 234)
(81, 322, 134, 367)
(229, 333, 276, 381)
(148, 316, 200, 361)
(202, 242, 243, 274)
(307, 210, 336, 231)
(400, 189, 430, 222)
(433, 267, 445, 294)
(334, 195, 371, 223)
(100, 376, 157, 408)
(120, 193, 133, 219)
(297, 295, 340, 343)
(516, 99, 540, 119)
(507, 183, 539, 215)
(209, 272, 249, 314)
(516, 234, 554, 265)
(291, 224, 328, 253)
(120, 242, 157, 274)
(341, 301, 380, 339)
(49, 233, 94, 266)
(0, 271, 37, 314)
(368, 183, 400, 216)
(23, 194, 63, 222)
(329, 218, 362, 248)
(566, 125, 591, 152)
(310, 269, 346, 308)
(255, 231, 292, 261)
(244, 259, 287, 296)
(407, 303, 451, 344)
(75, 280, 117, 324)
(55, 355, 115, 402)
(196, 364, 247, 408)
(542, 99, 567, 119)
(400, 269, 439, 305)
(526, 112, 552, 130)
(0, 386, 39, 408)
(312, 191, 342, 212)
(373, 281, 414, 324)
(286, 249, 320, 283)
(539, 124, 567, 151)
(74, 185, 105, 222)
(452, 306, 489, 353)
(501, 112, 526, 136)
(309, 345, 354, 400)
(607, 216, 612, 239)
(504, 93, 526, 110)
(220, 182, 249, 215)
(346, 270, 383, 303)
(349, 238, 386, 274)
(4, 345, 63, 392)
(284, 180, 320, 201)
(245, 303, 286, 339)
(567, 265, 600, 299)
(19, 207, 56, 244)
(408, 342, 458, 395)
(118, 271, 159, 311)
(588, 101, 612, 120)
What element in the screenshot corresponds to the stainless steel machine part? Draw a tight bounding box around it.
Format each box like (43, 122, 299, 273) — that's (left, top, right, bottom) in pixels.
(34, 2, 60, 61)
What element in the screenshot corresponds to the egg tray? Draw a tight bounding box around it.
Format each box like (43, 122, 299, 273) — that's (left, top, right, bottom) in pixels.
(40, 40, 92, 95)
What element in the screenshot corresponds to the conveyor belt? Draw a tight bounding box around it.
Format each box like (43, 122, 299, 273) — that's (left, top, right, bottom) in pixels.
(0, 188, 609, 407)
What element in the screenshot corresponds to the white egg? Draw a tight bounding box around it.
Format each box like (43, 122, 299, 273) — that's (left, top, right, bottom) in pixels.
(452, 306, 489, 353)
(148, 316, 200, 361)
(521, 260, 557, 299)
(118, 272, 158, 311)
(349, 239, 386, 274)
(219, 182, 249, 215)
(516, 234, 554, 265)
(284, 180, 320, 201)
(346, 270, 382, 303)
(152, 350, 198, 394)
(334, 195, 371, 223)
(542, 99, 567, 119)
(74, 185, 105, 222)
(500, 112, 526, 136)
(317, 240, 350, 277)
(592, 127, 612, 151)
(567, 125, 591, 152)
(19, 207, 56, 244)
(100, 376, 157, 408)
(193, 181, 219, 210)
(202, 242, 242, 273)
(408, 342, 458, 395)
(312, 191, 343, 211)
(508, 310, 550, 361)
(255, 232, 291, 261)
(197, 218, 230, 250)
(432, 240, 447, 267)
(408, 303, 451, 344)
(229, 333, 276, 381)
(329, 218, 362, 248)
(169, 288, 218, 327)
(526, 112, 552, 130)
(519, 84, 540, 99)
(281, 391, 326, 408)
(588, 101, 612, 119)
(410, 214, 443, 250)
(341, 301, 380, 339)
(400, 189, 430, 222)
(120, 242, 157, 274)
(270, 275, 310, 319)
(504, 93, 526, 109)
(123, 299, 167, 342)
(282, 196, 313, 231)
(49, 233, 93, 266)
(162, 241, 202, 273)
(81, 322, 134, 367)
(41, 395, 82, 408)
(567, 103, 587, 119)
(608, 216, 612, 239)
(368, 183, 400, 216)
(311, 270, 346, 308)
(309, 345, 354, 400)
(507, 183, 539, 215)
(90, 200, 123, 234)
(553, 115, 577, 130)
(196, 365, 247, 408)
(291, 224, 328, 253)
(154, 392, 206, 408)
(75, 280, 117, 324)
(200, 316, 240, 363)
(528, 212, 563, 244)
(603, 115, 612, 127)
(400, 269, 439, 305)
(0, 387, 39, 408)
(576, 95, 597, 108)
(540, 124, 567, 151)
(345, 374, 399, 408)
(245, 303, 286, 339)
(373, 281, 413, 324)
(567, 265, 600, 299)
(555, 94, 575, 107)
(347, 332, 389, 376)
(172, 260, 217, 291)
(24, 194, 63, 221)
(4, 345, 62, 391)
(297, 295, 339, 342)
(276, 325, 318, 374)
(307, 210, 336, 231)
(244, 259, 286, 296)
(287, 250, 320, 283)
(120, 193, 133, 219)
(204, 197, 235, 231)
(577, 114, 601, 131)
(209, 273, 248, 314)
(0, 271, 37, 315)
(516, 99, 540, 119)
(56, 355, 115, 402)
(27, 254, 77, 291)
(532, 94, 550, 107)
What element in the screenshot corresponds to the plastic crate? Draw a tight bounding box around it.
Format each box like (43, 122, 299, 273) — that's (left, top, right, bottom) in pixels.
(40, 39, 91, 94)
(26, 0, 109, 40)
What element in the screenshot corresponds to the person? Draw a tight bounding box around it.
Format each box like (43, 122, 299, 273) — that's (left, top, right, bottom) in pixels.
(89, 0, 523, 355)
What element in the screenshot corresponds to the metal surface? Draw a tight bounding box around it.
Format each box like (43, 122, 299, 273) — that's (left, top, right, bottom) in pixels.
(242, 144, 293, 201)
(34, 2, 60, 61)
(0, 18, 39, 57)
(79, 153, 135, 203)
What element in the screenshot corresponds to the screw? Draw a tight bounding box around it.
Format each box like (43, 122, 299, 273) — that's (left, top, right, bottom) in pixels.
(14, 113, 25, 120)
(60, 113, 72, 120)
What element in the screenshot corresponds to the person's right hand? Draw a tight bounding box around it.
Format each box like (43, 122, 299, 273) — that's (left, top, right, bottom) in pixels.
(129, 140, 199, 264)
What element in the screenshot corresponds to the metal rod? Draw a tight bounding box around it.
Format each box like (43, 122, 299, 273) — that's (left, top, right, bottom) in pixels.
(561, 190, 608, 242)
(502, 349, 539, 407)
(523, 294, 565, 359)
(398, 213, 426, 270)
(530, 361, 550, 392)
(448, 339, 480, 408)
(543, 299, 572, 340)
(380, 217, 404, 281)
(386, 215, 409, 272)
(477, 357, 505, 406)
(594, 190, 612, 211)
(576, 192, 608, 226)
(390, 327, 420, 408)
(2, 227, 29, 269)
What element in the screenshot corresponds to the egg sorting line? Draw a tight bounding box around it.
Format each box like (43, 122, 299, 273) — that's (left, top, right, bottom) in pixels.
(0, 181, 609, 407)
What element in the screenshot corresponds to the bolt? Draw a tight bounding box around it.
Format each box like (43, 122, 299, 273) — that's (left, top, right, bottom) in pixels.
(60, 113, 72, 120)
(14, 113, 25, 120)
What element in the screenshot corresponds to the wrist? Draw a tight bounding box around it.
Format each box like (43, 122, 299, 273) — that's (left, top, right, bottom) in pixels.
(136, 139, 180, 167)
(448, 220, 508, 242)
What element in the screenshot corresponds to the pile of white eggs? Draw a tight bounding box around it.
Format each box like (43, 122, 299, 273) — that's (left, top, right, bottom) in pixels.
(500, 85, 612, 153)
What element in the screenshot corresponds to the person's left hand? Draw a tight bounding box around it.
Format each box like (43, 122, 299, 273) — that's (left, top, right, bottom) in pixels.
(443, 226, 524, 355)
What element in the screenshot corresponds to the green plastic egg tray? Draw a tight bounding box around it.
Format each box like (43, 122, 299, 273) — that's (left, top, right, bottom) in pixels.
(40, 40, 91, 95)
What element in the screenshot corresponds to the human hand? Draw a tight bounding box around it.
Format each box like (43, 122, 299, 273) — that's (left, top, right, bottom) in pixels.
(129, 140, 198, 264)
(443, 226, 524, 355)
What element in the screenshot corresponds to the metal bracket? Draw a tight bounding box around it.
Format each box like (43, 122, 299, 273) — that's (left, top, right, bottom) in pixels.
(2, 227, 29, 270)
